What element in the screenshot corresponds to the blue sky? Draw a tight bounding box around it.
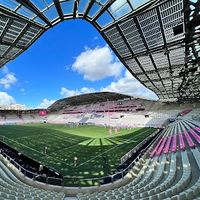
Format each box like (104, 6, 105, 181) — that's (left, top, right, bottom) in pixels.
(0, 19, 157, 108)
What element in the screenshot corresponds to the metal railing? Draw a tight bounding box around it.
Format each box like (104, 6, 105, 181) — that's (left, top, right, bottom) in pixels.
(120, 129, 160, 164)
(0, 151, 64, 186)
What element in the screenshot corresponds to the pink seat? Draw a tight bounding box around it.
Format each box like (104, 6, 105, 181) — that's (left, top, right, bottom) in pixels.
(150, 138, 163, 158)
(163, 136, 172, 154)
(184, 131, 196, 147)
(156, 137, 167, 156)
(190, 129, 200, 143)
(171, 135, 177, 152)
(194, 127, 200, 132)
(179, 133, 186, 150)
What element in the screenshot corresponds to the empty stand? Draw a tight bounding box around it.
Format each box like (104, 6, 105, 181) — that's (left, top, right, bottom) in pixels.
(77, 119, 200, 199)
(0, 156, 65, 200)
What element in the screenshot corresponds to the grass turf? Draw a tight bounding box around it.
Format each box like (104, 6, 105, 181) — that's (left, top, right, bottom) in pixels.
(0, 123, 156, 186)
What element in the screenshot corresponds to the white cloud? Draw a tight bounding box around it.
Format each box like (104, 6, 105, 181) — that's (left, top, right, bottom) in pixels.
(0, 92, 16, 105)
(60, 88, 80, 97)
(101, 70, 158, 100)
(65, 65, 70, 71)
(0, 74, 17, 89)
(0, 67, 17, 89)
(80, 87, 96, 94)
(38, 99, 56, 108)
(60, 71, 158, 100)
(72, 45, 123, 81)
(60, 87, 96, 98)
(60, 71, 157, 100)
(2, 66, 9, 74)
(20, 88, 26, 95)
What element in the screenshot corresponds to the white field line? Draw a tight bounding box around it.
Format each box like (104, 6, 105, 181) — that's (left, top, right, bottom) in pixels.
(2, 136, 73, 167)
(48, 132, 83, 143)
(76, 129, 152, 167)
(1, 128, 154, 170)
(16, 133, 47, 139)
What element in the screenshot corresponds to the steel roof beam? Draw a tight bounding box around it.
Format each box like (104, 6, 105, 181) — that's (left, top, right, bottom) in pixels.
(178, 0, 200, 99)
(133, 16, 169, 98)
(14, 23, 31, 45)
(156, 7, 172, 72)
(0, 19, 13, 40)
(115, 24, 162, 94)
(143, 75, 180, 83)
(156, 6, 175, 97)
(2, 23, 31, 58)
(16, 0, 52, 27)
(92, 0, 116, 22)
(122, 40, 184, 61)
(101, 0, 165, 32)
(53, 0, 64, 21)
(99, 28, 162, 99)
(0, 40, 25, 50)
(185, 0, 200, 63)
(73, 0, 79, 19)
(83, 0, 96, 19)
(0, 55, 12, 60)
(0, 6, 45, 29)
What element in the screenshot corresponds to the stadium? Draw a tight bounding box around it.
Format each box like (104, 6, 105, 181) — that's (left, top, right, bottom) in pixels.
(0, 0, 200, 199)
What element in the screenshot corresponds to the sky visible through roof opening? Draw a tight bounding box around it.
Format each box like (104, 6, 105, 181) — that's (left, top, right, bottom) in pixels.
(0, 19, 158, 109)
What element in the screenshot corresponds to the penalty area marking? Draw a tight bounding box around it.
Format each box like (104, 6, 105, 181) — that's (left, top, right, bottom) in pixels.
(46, 132, 83, 143)
(76, 128, 152, 168)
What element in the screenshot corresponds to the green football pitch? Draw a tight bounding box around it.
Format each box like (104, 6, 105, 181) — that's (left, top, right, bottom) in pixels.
(0, 123, 156, 185)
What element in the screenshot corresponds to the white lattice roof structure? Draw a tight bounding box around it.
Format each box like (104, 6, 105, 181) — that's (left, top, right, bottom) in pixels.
(0, 0, 199, 101)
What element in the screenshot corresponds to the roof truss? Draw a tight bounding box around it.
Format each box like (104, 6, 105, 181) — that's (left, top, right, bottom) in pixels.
(0, 0, 199, 102)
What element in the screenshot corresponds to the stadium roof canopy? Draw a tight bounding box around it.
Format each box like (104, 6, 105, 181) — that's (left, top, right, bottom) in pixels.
(48, 92, 132, 110)
(0, 0, 199, 102)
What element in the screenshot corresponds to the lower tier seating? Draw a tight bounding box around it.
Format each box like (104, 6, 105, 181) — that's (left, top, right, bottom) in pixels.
(0, 158, 65, 200)
(77, 119, 200, 200)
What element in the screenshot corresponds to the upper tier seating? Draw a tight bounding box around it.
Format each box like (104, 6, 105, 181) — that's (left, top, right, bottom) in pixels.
(62, 100, 145, 114)
(77, 119, 200, 200)
(47, 110, 178, 128)
(179, 109, 193, 116)
(150, 119, 200, 157)
(0, 113, 44, 125)
(182, 109, 200, 122)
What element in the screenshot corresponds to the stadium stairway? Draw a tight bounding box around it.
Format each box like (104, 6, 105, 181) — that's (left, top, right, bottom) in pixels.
(0, 158, 65, 200)
(76, 119, 200, 200)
